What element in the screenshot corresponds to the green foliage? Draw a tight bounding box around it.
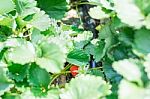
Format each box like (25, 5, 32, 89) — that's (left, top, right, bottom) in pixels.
(135, 0, 150, 15)
(133, 28, 150, 54)
(5, 39, 36, 65)
(60, 74, 111, 99)
(28, 64, 51, 96)
(36, 41, 66, 73)
(13, 0, 37, 14)
(0, 0, 15, 14)
(85, 40, 106, 62)
(21, 88, 60, 99)
(113, 0, 145, 29)
(22, 7, 51, 31)
(144, 54, 150, 80)
(67, 49, 89, 66)
(113, 59, 142, 84)
(8, 64, 29, 82)
(36, 0, 67, 19)
(89, 6, 109, 19)
(118, 80, 149, 99)
(0, 67, 14, 96)
(112, 57, 150, 99)
(0, 0, 150, 98)
(2, 93, 21, 99)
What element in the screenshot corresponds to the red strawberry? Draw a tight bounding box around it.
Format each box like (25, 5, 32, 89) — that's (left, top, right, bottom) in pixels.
(70, 65, 79, 77)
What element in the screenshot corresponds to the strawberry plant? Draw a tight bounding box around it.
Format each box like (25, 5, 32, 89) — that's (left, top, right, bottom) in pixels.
(0, 0, 150, 99)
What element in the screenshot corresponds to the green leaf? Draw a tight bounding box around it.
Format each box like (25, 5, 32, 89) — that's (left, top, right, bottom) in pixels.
(21, 89, 38, 99)
(2, 93, 21, 99)
(31, 87, 60, 98)
(46, 88, 60, 99)
(88, 6, 109, 20)
(15, 16, 27, 29)
(74, 40, 89, 49)
(118, 27, 134, 46)
(67, 49, 89, 66)
(84, 43, 95, 55)
(60, 74, 111, 99)
(99, 24, 112, 40)
(0, 0, 15, 15)
(0, 61, 7, 68)
(0, 84, 14, 97)
(47, 34, 73, 54)
(0, 26, 13, 42)
(94, 41, 106, 61)
(103, 61, 122, 83)
(30, 86, 47, 97)
(133, 28, 150, 54)
(28, 8, 50, 31)
(6, 40, 36, 65)
(0, 16, 15, 28)
(144, 54, 150, 80)
(110, 16, 127, 30)
(0, 67, 14, 96)
(74, 31, 93, 42)
(118, 80, 146, 99)
(88, 0, 100, 3)
(13, 0, 37, 14)
(85, 41, 106, 62)
(35, 41, 66, 73)
(28, 63, 51, 88)
(31, 28, 45, 44)
(87, 69, 104, 77)
(112, 59, 142, 83)
(135, 0, 150, 15)
(98, 24, 116, 61)
(8, 64, 29, 82)
(144, 13, 150, 29)
(114, 0, 145, 29)
(4, 38, 24, 48)
(21, 7, 51, 31)
(21, 88, 59, 99)
(0, 42, 4, 52)
(73, 31, 93, 49)
(88, 0, 114, 10)
(36, 0, 67, 19)
(112, 45, 128, 61)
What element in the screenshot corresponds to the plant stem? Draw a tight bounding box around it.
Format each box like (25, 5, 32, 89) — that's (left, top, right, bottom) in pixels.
(50, 71, 71, 85)
(77, 2, 100, 6)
